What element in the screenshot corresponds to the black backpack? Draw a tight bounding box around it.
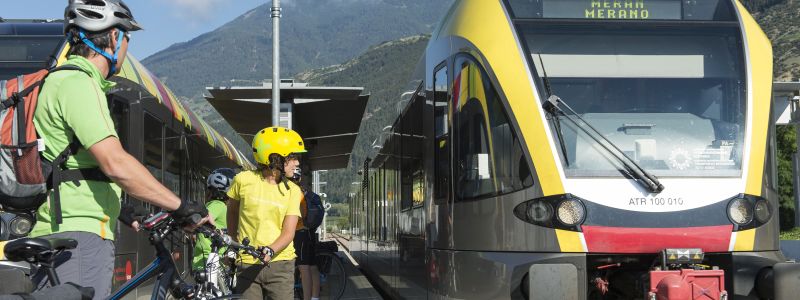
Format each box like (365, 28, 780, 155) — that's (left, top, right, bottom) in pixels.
(303, 191, 324, 230)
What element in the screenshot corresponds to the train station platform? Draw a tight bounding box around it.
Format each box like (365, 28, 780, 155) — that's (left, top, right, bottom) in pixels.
(329, 237, 384, 300)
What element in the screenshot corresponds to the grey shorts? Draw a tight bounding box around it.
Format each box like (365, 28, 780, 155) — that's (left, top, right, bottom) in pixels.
(33, 231, 115, 300)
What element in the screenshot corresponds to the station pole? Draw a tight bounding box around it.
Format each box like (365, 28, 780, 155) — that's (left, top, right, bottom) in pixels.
(271, 0, 281, 127)
(794, 92, 800, 228)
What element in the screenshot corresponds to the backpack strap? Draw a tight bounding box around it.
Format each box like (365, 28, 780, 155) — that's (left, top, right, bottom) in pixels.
(15, 76, 24, 148)
(43, 65, 103, 224)
(6, 66, 91, 147)
(49, 139, 112, 224)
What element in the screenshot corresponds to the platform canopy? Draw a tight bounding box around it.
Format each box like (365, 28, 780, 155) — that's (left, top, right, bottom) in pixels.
(773, 82, 800, 125)
(206, 83, 369, 170)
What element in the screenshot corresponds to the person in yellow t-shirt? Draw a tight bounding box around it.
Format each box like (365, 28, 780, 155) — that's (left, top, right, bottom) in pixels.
(227, 127, 306, 300)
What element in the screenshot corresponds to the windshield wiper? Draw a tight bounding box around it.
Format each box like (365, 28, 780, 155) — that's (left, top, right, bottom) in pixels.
(536, 54, 570, 166)
(542, 95, 665, 193)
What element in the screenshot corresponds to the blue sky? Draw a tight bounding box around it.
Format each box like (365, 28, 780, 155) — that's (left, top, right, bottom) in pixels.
(2, 0, 263, 59)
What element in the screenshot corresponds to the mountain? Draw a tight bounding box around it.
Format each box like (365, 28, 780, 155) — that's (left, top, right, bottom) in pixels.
(743, 0, 785, 12)
(751, 0, 800, 80)
(299, 35, 430, 203)
(142, 0, 452, 100)
(141, 0, 452, 154)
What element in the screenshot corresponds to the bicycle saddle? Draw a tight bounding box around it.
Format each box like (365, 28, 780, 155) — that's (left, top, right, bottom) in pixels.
(3, 238, 77, 262)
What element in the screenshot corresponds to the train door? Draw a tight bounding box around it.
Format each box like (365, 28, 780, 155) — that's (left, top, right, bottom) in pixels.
(107, 94, 139, 294)
(397, 87, 429, 298)
(431, 63, 453, 249)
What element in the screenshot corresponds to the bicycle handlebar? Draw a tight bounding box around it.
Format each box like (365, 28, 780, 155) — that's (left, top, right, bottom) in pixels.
(195, 226, 268, 264)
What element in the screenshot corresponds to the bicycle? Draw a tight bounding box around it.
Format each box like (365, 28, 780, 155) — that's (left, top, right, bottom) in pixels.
(293, 240, 346, 300)
(192, 227, 265, 299)
(109, 212, 265, 300)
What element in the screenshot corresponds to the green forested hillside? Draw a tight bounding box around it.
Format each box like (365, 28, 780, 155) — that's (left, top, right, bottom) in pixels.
(751, 0, 800, 81)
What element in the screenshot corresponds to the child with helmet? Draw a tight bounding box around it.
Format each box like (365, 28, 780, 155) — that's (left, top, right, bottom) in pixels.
(191, 168, 237, 271)
(227, 127, 306, 300)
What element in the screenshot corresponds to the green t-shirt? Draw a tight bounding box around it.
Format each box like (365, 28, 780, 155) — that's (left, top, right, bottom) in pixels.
(30, 55, 122, 240)
(192, 199, 228, 270)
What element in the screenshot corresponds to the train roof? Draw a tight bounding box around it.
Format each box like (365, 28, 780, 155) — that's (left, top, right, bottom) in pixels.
(0, 19, 254, 169)
(0, 19, 63, 35)
(114, 56, 255, 169)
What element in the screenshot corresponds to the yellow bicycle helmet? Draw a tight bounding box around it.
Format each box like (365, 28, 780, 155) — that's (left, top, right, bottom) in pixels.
(252, 127, 307, 166)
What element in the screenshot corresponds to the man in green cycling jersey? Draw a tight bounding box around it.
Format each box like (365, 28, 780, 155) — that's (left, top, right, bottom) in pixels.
(192, 168, 236, 270)
(30, 1, 211, 299)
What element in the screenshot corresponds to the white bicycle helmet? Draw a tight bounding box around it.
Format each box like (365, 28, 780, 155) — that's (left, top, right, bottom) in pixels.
(207, 168, 235, 193)
(64, 0, 143, 34)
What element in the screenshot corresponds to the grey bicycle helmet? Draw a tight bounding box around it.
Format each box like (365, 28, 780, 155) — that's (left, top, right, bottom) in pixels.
(207, 168, 236, 193)
(64, 0, 143, 34)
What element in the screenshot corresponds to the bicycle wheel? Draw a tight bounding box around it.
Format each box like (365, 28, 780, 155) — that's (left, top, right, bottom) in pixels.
(316, 252, 346, 300)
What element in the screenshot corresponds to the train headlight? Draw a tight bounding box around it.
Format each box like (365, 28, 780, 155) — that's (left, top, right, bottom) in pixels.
(727, 198, 753, 226)
(557, 199, 585, 226)
(526, 202, 553, 223)
(726, 194, 773, 231)
(514, 194, 586, 231)
(754, 199, 771, 224)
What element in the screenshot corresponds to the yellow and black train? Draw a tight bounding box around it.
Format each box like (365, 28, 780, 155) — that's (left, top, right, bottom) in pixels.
(349, 0, 800, 299)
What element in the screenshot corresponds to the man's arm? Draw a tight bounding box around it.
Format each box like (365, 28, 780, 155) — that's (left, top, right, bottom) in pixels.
(226, 200, 240, 241)
(88, 136, 180, 210)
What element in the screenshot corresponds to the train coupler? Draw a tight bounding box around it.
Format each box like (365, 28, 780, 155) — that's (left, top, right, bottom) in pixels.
(647, 269, 727, 300)
(646, 249, 727, 300)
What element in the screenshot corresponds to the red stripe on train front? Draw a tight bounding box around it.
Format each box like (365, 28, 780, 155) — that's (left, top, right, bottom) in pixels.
(582, 225, 733, 253)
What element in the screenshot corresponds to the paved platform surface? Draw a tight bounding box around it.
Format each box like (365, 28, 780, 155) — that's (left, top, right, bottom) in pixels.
(781, 240, 800, 261)
(338, 250, 384, 300)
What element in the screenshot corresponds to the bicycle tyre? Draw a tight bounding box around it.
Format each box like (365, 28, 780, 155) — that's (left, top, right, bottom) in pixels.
(316, 252, 346, 300)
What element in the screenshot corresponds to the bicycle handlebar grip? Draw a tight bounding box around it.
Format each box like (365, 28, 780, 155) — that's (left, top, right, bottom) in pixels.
(221, 234, 244, 249)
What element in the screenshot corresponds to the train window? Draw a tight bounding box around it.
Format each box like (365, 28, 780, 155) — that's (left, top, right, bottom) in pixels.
(453, 55, 532, 200)
(433, 65, 451, 203)
(143, 113, 163, 183)
(401, 90, 425, 210)
(164, 128, 181, 195)
(0, 36, 63, 78)
(524, 25, 746, 177)
(107, 97, 127, 147)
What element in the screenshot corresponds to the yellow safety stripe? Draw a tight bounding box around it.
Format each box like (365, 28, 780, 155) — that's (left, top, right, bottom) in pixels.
(737, 1, 773, 197)
(733, 229, 756, 251)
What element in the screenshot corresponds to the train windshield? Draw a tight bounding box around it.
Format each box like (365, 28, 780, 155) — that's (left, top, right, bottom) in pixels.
(521, 24, 746, 177)
(0, 36, 63, 78)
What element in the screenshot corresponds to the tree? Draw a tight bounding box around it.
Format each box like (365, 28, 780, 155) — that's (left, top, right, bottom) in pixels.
(778, 125, 797, 230)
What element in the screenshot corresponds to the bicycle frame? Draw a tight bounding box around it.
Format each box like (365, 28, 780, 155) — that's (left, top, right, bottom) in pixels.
(107, 213, 190, 300)
(199, 250, 234, 298)
(107, 241, 177, 300)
